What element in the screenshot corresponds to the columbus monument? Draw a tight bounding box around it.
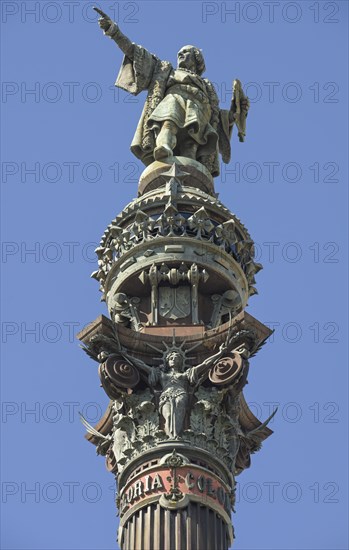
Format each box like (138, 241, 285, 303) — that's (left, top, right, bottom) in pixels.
(78, 8, 275, 549)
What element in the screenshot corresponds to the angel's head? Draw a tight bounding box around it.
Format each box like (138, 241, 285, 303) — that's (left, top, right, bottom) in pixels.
(164, 351, 185, 372)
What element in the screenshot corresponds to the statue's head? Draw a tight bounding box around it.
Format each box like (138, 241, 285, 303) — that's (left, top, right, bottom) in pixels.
(177, 45, 206, 75)
(165, 351, 184, 371)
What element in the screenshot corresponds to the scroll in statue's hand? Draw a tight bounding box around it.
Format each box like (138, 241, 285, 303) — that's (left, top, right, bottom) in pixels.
(93, 7, 113, 32)
(240, 98, 250, 114)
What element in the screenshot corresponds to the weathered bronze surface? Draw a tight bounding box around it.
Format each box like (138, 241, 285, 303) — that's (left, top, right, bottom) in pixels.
(79, 10, 274, 550)
(94, 7, 249, 178)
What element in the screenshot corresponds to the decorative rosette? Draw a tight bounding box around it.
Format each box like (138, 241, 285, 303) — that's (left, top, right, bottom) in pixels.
(209, 353, 243, 386)
(99, 354, 140, 398)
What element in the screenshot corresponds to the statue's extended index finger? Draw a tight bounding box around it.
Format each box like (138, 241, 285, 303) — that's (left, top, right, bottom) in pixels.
(93, 6, 110, 18)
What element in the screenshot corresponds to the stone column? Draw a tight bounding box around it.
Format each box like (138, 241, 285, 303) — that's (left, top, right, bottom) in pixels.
(78, 158, 274, 549)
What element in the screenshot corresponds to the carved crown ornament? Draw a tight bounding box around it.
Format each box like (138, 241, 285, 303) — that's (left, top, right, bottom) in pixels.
(92, 205, 262, 298)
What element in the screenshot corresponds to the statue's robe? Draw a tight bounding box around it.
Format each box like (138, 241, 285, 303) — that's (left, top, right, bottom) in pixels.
(114, 44, 233, 177)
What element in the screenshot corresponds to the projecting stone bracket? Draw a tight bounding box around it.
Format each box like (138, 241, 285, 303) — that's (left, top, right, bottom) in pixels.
(209, 290, 242, 328)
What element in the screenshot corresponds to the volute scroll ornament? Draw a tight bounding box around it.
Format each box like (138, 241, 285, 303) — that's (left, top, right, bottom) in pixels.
(209, 352, 243, 386)
(99, 355, 140, 399)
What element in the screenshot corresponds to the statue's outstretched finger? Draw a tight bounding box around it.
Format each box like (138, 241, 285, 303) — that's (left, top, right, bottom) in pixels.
(93, 7, 110, 18)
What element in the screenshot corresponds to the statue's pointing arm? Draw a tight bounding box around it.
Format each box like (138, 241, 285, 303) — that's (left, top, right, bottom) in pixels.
(94, 7, 158, 95)
(95, 8, 135, 59)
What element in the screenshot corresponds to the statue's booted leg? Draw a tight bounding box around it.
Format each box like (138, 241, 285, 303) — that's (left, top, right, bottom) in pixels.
(154, 120, 178, 160)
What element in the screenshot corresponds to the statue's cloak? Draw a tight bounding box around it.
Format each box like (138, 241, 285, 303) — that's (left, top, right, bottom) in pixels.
(115, 44, 233, 176)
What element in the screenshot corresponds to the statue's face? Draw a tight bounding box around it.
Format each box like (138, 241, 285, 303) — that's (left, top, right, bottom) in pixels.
(177, 46, 196, 72)
(166, 352, 183, 370)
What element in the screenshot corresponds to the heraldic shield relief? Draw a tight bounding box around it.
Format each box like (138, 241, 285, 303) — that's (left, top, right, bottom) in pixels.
(159, 286, 191, 320)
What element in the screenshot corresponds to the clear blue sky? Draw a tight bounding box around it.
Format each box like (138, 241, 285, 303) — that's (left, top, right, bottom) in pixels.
(1, 1, 348, 549)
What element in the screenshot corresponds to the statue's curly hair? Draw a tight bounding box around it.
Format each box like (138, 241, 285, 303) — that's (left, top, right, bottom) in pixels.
(192, 47, 206, 76)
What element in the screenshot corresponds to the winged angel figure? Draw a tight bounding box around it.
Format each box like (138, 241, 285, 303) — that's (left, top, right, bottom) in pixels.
(122, 345, 227, 439)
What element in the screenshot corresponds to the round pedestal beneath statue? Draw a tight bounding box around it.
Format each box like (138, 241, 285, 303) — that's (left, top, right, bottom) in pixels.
(138, 156, 215, 197)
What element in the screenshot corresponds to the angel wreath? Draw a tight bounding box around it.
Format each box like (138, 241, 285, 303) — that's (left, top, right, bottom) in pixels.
(94, 7, 249, 177)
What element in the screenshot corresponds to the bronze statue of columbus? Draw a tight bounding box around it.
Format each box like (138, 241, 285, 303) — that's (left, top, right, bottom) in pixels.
(94, 8, 249, 177)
